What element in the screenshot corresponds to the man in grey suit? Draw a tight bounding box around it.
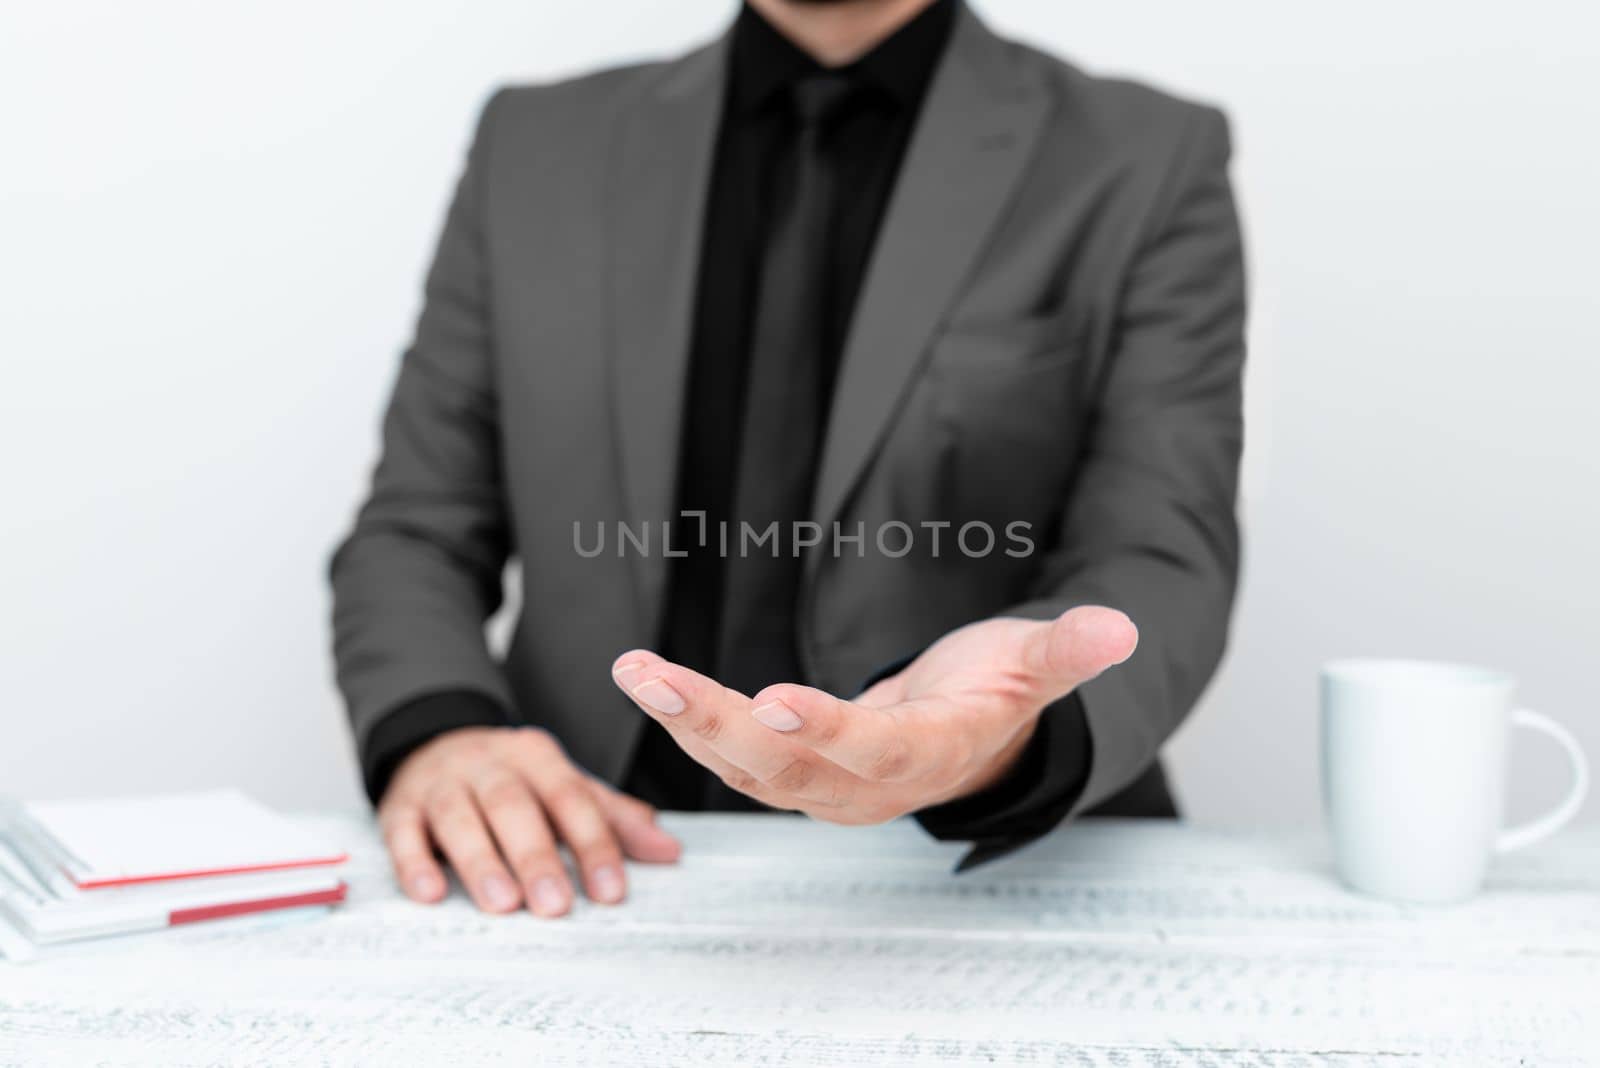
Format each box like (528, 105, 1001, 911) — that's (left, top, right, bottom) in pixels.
(332, 0, 1245, 917)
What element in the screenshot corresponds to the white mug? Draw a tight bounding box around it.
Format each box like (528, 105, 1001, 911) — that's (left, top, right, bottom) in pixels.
(1321, 659, 1589, 903)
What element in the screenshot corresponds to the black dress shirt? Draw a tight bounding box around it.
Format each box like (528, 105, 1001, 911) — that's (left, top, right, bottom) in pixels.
(363, 0, 1093, 865)
(625, 0, 957, 813)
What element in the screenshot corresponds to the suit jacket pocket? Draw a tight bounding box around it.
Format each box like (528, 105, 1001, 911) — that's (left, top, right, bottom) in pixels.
(919, 315, 1091, 533)
(927, 310, 1087, 372)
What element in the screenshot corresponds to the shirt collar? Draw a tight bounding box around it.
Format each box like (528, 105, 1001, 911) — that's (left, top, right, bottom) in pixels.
(728, 0, 956, 117)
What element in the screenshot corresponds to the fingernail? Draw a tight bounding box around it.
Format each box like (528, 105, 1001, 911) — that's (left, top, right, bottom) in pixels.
(531, 876, 568, 917)
(612, 661, 644, 679)
(752, 700, 803, 732)
(631, 678, 685, 716)
(481, 874, 519, 912)
(408, 872, 443, 900)
(590, 865, 625, 904)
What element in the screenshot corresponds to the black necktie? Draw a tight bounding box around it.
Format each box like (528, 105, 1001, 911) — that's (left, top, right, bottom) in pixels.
(717, 73, 857, 698)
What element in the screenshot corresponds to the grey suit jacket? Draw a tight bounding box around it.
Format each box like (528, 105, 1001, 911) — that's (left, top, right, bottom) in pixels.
(331, 4, 1246, 821)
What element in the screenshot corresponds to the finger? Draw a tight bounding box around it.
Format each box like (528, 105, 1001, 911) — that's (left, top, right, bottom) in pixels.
(468, 771, 573, 918)
(423, 785, 523, 914)
(612, 653, 790, 804)
(500, 729, 628, 906)
(379, 803, 447, 903)
(612, 650, 859, 810)
(748, 682, 959, 785)
(535, 773, 630, 905)
(586, 780, 683, 864)
(1020, 606, 1139, 697)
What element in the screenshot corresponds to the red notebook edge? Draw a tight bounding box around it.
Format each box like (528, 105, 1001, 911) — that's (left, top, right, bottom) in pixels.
(75, 853, 351, 890)
(168, 881, 348, 926)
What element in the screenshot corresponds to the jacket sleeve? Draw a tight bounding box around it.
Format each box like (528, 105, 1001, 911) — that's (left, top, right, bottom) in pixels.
(991, 106, 1248, 836)
(914, 693, 1091, 869)
(329, 90, 518, 786)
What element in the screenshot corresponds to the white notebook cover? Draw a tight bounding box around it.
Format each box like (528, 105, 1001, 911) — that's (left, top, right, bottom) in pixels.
(23, 788, 348, 888)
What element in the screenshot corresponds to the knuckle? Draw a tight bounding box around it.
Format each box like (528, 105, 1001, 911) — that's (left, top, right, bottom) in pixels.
(505, 845, 560, 879)
(716, 767, 759, 795)
(612, 791, 656, 821)
(445, 839, 494, 869)
(377, 801, 419, 831)
(540, 776, 591, 812)
(384, 835, 422, 864)
(767, 757, 816, 793)
(570, 838, 623, 867)
(808, 714, 843, 747)
(558, 814, 610, 849)
(690, 710, 724, 742)
(395, 858, 440, 886)
(448, 728, 496, 761)
(440, 754, 483, 781)
(461, 858, 503, 882)
(865, 737, 912, 782)
(823, 777, 856, 809)
(422, 785, 461, 817)
(391, 838, 429, 864)
(395, 862, 432, 883)
(477, 778, 527, 813)
(559, 815, 620, 862)
(424, 791, 476, 832)
(380, 819, 420, 852)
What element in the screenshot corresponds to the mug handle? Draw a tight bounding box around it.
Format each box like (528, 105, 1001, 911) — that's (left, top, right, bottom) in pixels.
(1495, 708, 1591, 853)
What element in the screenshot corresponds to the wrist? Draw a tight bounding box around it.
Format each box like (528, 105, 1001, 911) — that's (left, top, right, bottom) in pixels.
(953, 715, 1040, 800)
(363, 691, 510, 804)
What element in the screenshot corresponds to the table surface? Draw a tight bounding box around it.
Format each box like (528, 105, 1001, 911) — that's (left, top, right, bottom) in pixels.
(2, 813, 1597, 1066)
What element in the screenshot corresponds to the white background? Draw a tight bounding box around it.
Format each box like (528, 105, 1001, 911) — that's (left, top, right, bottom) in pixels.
(3, 1, 1596, 827)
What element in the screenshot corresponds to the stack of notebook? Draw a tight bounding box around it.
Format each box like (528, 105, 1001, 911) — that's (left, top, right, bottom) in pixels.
(0, 789, 347, 958)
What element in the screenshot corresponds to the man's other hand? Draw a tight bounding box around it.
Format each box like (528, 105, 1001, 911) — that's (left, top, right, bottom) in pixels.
(377, 726, 682, 916)
(610, 606, 1137, 824)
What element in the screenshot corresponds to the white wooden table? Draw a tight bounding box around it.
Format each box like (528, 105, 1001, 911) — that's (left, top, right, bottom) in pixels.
(2, 814, 1596, 1065)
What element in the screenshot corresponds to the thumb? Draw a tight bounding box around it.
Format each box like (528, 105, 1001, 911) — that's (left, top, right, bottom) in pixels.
(1020, 605, 1138, 694)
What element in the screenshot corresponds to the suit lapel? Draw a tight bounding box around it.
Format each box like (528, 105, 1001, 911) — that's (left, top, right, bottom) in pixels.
(607, 9, 1051, 623)
(607, 37, 728, 641)
(809, 8, 1052, 538)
